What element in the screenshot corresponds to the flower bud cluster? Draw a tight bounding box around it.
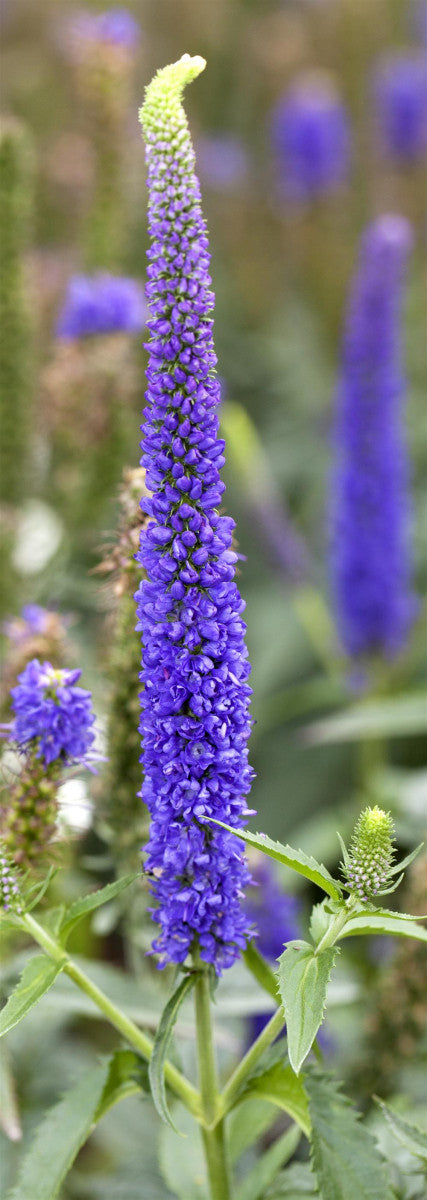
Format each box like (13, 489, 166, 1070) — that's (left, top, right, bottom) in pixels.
(344, 806, 395, 902)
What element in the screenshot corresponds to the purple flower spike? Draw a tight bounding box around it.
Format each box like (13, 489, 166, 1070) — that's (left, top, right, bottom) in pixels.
(136, 56, 254, 974)
(271, 73, 350, 201)
(11, 659, 95, 766)
(56, 274, 146, 339)
(330, 215, 415, 659)
(373, 54, 427, 163)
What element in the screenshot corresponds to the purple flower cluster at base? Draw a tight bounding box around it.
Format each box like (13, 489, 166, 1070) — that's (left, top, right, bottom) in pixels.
(271, 73, 350, 202)
(56, 274, 146, 339)
(137, 58, 253, 974)
(330, 215, 415, 659)
(11, 659, 95, 766)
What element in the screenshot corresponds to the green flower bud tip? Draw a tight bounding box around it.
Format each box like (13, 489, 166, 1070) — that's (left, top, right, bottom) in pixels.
(344, 806, 396, 902)
(139, 54, 206, 139)
(0, 843, 22, 913)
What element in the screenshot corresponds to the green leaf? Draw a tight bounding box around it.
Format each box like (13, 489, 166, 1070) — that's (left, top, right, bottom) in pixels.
(7, 1059, 110, 1200)
(387, 843, 424, 876)
(304, 693, 427, 745)
(207, 821, 342, 900)
(0, 955, 65, 1037)
(228, 1098, 281, 1165)
(149, 973, 196, 1131)
(374, 1099, 427, 1163)
(305, 1070, 394, 1200)
(95, 1048, 150, 1122)
(26, 866, 58, 911)
(238, 1059, 310, 1138)
(158, 1103, 207, 1200)
(266, 1162, 317, 1196)
(243, 941, 279, 1000)
(276, 943, 337, 1074)
(235, 1124, 301, 1200)
(309, 900, 333, 946)
(59, 873, 139, 941)
(341, 913, 427, 942)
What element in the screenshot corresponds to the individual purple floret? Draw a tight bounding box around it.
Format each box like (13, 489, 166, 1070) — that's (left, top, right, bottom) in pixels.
(373, 54, 427, 163)
(136, 56, 254, 974)
(271, 73, 350, 201)
(196, 134, 249, 191)
(330, 215, 415, 659)
(70, 8, 140, 51)
(11, 659, 95, 766)
(56, 274, 146, 339)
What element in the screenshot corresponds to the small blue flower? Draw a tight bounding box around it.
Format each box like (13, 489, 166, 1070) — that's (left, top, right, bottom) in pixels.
(330, 215, 415, 658)
(271, 73, 350, 201)
(56, 274, 146, 339)
(373, 54, 427, 163)
(11, 659, 95, 766)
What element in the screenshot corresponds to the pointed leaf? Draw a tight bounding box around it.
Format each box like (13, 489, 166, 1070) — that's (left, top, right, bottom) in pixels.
(60, 873, 139, 940)
(238, 1058, 311, 1137)
(387, 843, 424, 877)
(207, 821, 342, 900)
(95, 1049, 150, 1122)
(7, 1060, 110, 1200)
(305, 1070, 394, 1200)
(341, 913, 427, 942)
(0, 955, 65, 1037)
(243, 941, 279, 1000)
(235, 1124, 301, 1200)
(276, 943, 337, 1074)
(149, 973, 197, 1130)
(374, 1098, 427, 1163)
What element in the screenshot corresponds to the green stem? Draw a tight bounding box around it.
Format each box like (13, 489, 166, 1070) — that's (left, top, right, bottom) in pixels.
(21, 913, 200, 1119)
(193, 966, 231, 1200)
(219, 1005, 284, 1118)
(315, 899, 357, 954)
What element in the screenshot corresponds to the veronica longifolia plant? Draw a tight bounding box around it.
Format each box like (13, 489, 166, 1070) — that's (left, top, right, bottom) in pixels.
(1, 55, 426, 1200)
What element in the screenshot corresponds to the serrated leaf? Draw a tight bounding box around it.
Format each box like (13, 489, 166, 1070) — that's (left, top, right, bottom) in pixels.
(149, 973, 196, 1131)
(276, 943, 336, 1074)
(341, 913, 427, 942)
(207, 821, 342, 900)
(305, 1070, 394, 1200)
(59, 873, 139, 941)
(235, 1124, 301, 1200)
(0, 955, 65, 1037)
(238, 1059, 310, 1137)
(304, 693, 427, 745)
(374, 1098, 427, 1164)
(6, 1059, 110, 1200)
(243, 941, 279, 1000)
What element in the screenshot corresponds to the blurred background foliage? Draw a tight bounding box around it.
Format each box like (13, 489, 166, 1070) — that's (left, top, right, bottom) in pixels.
(0, 0, 426, 1196)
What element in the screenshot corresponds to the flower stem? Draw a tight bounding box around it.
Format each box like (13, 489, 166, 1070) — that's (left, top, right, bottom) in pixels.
(21, 912, 200, 1118)
(315, 899, 356, 954)
(193, 965, 231, 1199)
(219, 1005, 284, 1118)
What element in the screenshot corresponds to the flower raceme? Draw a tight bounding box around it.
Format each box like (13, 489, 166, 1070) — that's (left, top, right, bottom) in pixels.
(11, 658, 95, 766)
(136, 56, 254, 973)
(330, 214, 415, 659)
(271, 72, 350, 202)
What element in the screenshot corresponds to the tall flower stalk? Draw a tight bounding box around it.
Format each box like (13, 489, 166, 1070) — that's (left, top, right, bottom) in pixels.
(136, 54, 254, 1197)
(330, 215, 415, 661)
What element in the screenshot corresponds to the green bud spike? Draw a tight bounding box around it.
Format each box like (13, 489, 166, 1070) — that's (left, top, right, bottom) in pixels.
(0, 842, 23, 913)
(139, 54, 206, 140)
(1, 754, 60, 873)
(344, 806, 396, 903)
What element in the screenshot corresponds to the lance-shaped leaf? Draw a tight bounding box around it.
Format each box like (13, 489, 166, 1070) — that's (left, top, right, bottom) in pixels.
(340, 911, 427, 942)
(305, 1070, 394, 1200)
(6, 1060, 111, 1200)
(0, 955, 65, 1037)
(59, 873, 139, 941)
(149, 973, 197, 1130)
(207, 820, 342, 900)
(374, 1098, 427, 1164)
(276, 942, 337, 1075)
